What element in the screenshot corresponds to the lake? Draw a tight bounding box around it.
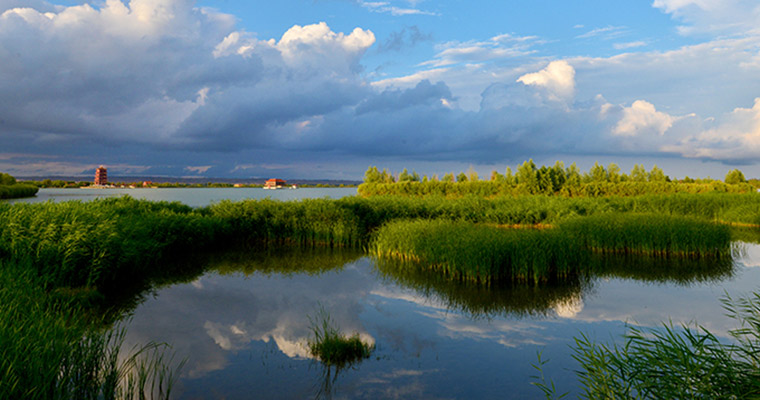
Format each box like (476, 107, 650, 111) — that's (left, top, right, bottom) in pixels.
(116, 244, 760, 399)
(6, 187, 358, 207)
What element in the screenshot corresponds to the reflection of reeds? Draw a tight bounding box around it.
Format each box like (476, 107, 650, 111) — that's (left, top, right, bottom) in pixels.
(374, 256, 590, 318)
(371, 215, 732, 285)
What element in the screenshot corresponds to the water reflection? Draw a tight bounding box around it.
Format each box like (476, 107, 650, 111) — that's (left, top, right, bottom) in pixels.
(119, 243, 760, 399)
(374, 257, 590, 319)
(373, 252, 735, 320)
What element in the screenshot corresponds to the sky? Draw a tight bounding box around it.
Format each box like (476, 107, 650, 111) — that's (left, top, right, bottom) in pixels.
(1, 0, 760, 180)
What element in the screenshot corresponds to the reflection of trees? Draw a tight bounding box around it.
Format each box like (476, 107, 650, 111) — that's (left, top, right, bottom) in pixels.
(374, 252, 737, 319)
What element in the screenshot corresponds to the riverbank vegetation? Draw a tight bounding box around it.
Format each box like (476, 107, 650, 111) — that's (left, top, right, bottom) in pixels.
(0, 172, 38, 199)
(359, 161, 757, 197)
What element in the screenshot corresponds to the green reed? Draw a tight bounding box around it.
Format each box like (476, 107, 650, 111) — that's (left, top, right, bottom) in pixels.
(565, 292, 760, 399)
(0, 183, 38, 199)
(371, 215, 731, 285)
(307, 307, 374, 368)
(0, 260, 181, 400)
(560, 213, 732, 257)
(371, 219, 585, 285)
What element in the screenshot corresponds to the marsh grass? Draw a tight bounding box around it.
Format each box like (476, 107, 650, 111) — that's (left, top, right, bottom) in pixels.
(371, 219, 585, 285)
(371, 215, 732, 285)
(0, 260, 182, 400)
(0, 183, 38, 199)
(560, 213, 732, 258)
(307, 307, 374, 368)
(567, 292, 760, 399)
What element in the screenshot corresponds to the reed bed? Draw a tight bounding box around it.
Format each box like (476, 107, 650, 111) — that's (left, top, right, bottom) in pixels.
(208, 198, 363, 247)
(560, 213, 732, 257)
(0, 183, 38, 199)
(371, 214, 731, 285)
(0, 197, 224, 290)
(0, 260, 180, 400)
(371, 219, 585, 285)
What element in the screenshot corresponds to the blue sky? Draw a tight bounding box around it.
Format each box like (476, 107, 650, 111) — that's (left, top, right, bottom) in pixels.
(1, 0, 760, 180)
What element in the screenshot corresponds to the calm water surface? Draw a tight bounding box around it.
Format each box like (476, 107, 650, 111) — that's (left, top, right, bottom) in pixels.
(121, 245, 760, 399)
(7, 187, 357, 207)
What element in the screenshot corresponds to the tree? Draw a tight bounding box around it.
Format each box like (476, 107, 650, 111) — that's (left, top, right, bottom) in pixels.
(398, 168, 413, 182)
(516, 159, 538, 193)
(630, 164, 648, 182)
(725, 169, 747, 184)
(466, 165, 479, 181)
(490, 170, 504, 182)
(456, 172, 468, 182)
(363, 166, 381, 184)
(648, 165, 667, 182)
(0, 172, 16, 186)
(504, 167, 515, 186)
(380, 168, 395, 183)
(565, 163, 582, 189)
(607, 163, 622, 183)
(442, 173, 454, 182)
(550, 161, 566, 191)
(588, 162, 607, 183)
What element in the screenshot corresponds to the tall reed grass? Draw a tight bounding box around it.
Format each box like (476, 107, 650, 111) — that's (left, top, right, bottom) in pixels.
(0, 260, 181, 400)
(566, 292, 760, 399)
(560, 213, 732, 257)
(371, 219, 585, 285)
(0, 183, 38, 199)
(371, 215, 731, 284)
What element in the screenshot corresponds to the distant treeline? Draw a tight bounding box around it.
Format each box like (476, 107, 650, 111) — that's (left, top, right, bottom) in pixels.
(0, 173, 38, 200)
(359, 161, 755, 197)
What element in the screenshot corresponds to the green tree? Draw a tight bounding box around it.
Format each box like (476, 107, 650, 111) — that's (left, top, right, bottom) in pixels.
(565, 163, 582, 189)
(648, 165, 667, 182)
(0, 172, 16, 186)
(630, 164, 648, 182)
(363, 166, 382, 184)
(466, 165, 479, 181)
(725, 169, 747, 184)
(588, 162, 607, 182)
(398, 168, 413, 182)
(456, 172, 468, 182)
(442, 173, 454, 182)
(550, 161, 566, 191)
(516, 159, 538, 193)
(607, 163, 622, 183)
(504, 167, 515, 186)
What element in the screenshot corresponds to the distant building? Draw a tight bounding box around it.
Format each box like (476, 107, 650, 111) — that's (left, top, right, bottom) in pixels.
(94, 166, 108, 186)
(264, 178, 287, 189)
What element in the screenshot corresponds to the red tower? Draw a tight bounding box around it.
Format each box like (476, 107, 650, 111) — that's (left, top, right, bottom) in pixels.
(94, 166, 108, 186)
